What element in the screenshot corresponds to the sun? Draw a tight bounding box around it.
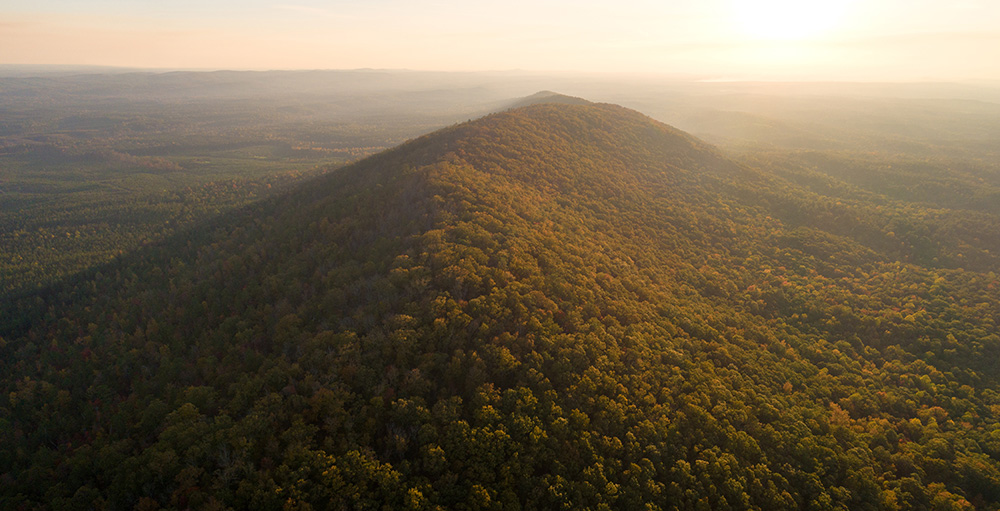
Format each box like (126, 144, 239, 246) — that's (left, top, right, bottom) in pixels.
(732, 0, 850, 41)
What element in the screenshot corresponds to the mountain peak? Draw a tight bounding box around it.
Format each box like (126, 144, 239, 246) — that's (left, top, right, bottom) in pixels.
(507, 90, 592, 108)
(384, 100, 743, 193)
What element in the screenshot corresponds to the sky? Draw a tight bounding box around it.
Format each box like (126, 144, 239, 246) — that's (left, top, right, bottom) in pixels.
(1, 0, 999, 81)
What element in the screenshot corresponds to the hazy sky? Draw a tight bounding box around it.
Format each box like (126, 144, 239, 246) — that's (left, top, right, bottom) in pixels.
(2, 0, 998, 80)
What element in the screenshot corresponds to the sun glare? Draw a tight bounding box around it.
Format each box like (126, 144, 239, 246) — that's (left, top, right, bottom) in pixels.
(732, 0, 850, 41)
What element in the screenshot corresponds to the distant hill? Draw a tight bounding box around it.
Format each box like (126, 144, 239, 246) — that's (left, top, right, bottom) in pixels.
(507, 90, 593, 108)
(3, 102, 1000, 509)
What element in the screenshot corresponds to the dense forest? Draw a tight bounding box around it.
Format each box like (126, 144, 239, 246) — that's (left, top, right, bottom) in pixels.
(3, 100, 1000, 509)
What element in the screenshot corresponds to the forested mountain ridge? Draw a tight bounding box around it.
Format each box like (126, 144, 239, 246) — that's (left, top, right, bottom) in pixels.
(3, 102, 1000, 510)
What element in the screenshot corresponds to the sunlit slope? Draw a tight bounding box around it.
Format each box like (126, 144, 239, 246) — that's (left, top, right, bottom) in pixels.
(3, 103, 1000, 509)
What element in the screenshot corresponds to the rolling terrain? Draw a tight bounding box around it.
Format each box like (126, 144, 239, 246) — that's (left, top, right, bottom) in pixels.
(0, 70, 515, 298)
(3, 100, 1000, 509)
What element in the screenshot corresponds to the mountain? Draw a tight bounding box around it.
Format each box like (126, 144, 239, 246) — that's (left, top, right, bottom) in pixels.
(507, 90, 593, 108)
(3, 102, 1000, 509)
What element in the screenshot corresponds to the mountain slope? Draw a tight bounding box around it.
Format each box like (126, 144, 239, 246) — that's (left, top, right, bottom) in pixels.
(3, 103, 1000, 510)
